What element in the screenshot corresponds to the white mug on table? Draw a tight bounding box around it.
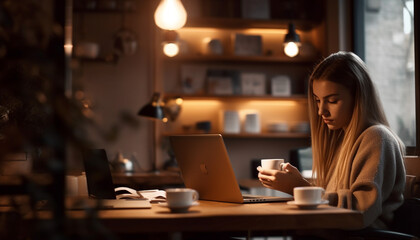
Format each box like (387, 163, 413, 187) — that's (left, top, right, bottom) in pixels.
(293, 186, 325, 204)
(165, 188, 199, 208)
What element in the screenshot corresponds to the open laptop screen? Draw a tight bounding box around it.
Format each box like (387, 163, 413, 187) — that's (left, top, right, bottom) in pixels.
(82, 149, 116, 199)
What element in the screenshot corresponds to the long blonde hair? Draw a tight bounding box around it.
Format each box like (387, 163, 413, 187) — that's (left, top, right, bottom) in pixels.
(308, 52, 402, 188)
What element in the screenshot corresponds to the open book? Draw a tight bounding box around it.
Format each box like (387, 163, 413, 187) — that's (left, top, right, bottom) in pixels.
(115, 187, 166, 203)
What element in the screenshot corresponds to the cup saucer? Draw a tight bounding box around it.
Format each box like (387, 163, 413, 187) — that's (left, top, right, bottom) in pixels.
(158, 202, 199, 213)
(287, 199, 329, 210)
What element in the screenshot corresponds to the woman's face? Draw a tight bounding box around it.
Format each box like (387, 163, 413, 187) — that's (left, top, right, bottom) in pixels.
(312, 79, 354, 130)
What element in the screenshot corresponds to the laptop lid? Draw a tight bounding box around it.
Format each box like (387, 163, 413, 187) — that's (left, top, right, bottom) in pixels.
(169, 134, 293, 203)
(170, 134, 244, 203)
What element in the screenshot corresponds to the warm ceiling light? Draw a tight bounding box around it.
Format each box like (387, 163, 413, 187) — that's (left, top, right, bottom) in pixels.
(284, 23, 301, 58)
(163, 43, 179, 57)
(154, 0, 187, 30)
(284, 42, 299, 58)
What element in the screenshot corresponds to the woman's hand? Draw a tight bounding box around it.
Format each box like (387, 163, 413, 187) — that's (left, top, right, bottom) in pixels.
(257, 163, 310, 195)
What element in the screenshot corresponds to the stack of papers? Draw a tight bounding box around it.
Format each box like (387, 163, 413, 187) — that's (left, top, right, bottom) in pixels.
(115, 187, 166, 203)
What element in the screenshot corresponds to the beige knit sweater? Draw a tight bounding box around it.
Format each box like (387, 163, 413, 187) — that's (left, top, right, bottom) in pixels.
(325, 125, 406, 229)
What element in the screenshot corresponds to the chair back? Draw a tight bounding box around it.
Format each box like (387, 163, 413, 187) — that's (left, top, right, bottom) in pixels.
(404, 156, 420, 198)
(390, 156, 420, 238)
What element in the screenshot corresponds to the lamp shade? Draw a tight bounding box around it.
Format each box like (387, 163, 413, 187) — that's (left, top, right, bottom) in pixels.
(284, 23, 300, 43)
(138, 92, 165, 120)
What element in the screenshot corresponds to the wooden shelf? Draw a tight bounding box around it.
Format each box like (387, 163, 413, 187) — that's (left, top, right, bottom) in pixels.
(163, 94, 308, 102)
(163, 54, 319, 64)
(185, 17, 320, 31)
(72, 55, 118, 64)
(163, 132, 310, 139)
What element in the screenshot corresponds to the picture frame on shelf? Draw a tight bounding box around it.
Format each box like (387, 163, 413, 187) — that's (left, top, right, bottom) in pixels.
(206, 69, 240, 95)
(180, 65, 207, 94)
(271, 75, 291, 96)
(240, 73, 266, 96)
(207, 76, 234, 95)
(233, 33, 262, 56)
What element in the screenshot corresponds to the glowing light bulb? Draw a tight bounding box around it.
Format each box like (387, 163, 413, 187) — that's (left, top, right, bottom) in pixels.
(175, 97, 183, 105)
(163, 42, 179, 57)
(284, 42, 299, 58)
(154, 0, 187, 30)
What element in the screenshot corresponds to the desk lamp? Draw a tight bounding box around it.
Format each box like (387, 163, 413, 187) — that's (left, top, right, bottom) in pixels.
(138, 92, 165, 121)
(138, 93, 183, 172)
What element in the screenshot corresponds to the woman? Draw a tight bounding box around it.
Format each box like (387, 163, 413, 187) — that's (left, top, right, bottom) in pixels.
(257, 51, 406, 228)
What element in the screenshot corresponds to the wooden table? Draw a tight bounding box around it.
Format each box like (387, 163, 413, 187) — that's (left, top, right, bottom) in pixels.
(66, 200, 364, 234)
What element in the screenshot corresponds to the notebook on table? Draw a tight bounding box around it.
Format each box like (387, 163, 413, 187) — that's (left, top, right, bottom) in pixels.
(76, 148, 151, 209)
(169, 134, 293, 203)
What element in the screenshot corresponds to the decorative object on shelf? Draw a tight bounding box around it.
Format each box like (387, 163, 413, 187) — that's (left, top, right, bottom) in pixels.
(202, 38, 223, 55)
(271, 75, 291, 96)
(222, 110, 240, 134)
(284, 23, 301, 58)
(244, 112, 261, 134)
(196, 121, 212, 133)
(267, 122, 290, 133)
(234, 33, 263, 56)
(163, 96, 183, 121)
(241, 0, 270, 19)
(138, 92, 165, 121)
(240, 73, 266, 95)
(154, 0, 187, 30)
(162, 30, 180, 57)
(74, 41, 100, 59)
(113, 28, 138, 57)
(290, 121, 310, 133)
(180, 64, 207, 94)
(97, 0, 118, 10)
(111, 151, 136, 173)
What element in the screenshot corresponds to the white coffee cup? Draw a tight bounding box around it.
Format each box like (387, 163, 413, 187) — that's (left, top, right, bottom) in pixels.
(261, 159, 284, 170)
(293, 186, 325, 204)
(165, 188, 199, 208)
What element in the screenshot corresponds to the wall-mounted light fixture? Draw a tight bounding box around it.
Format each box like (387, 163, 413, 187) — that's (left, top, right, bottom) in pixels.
(284, 23, 301, 58)
(138, 92, 183, 123)
(154, 0, 187, 31)
(138, 92, 165, 121)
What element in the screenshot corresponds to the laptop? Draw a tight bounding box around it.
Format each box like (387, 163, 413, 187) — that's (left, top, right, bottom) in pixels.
(78, 148, 151, 209)
(169, 134, 294, 203)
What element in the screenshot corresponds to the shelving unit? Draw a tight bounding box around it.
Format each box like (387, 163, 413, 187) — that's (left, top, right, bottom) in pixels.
(157, 21, 319, 138)
(72, 0, 139, 64)
(153, 0, 327, 178)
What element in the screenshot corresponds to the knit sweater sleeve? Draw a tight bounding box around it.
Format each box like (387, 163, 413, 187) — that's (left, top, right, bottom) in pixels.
(325, 125, 405, 228)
